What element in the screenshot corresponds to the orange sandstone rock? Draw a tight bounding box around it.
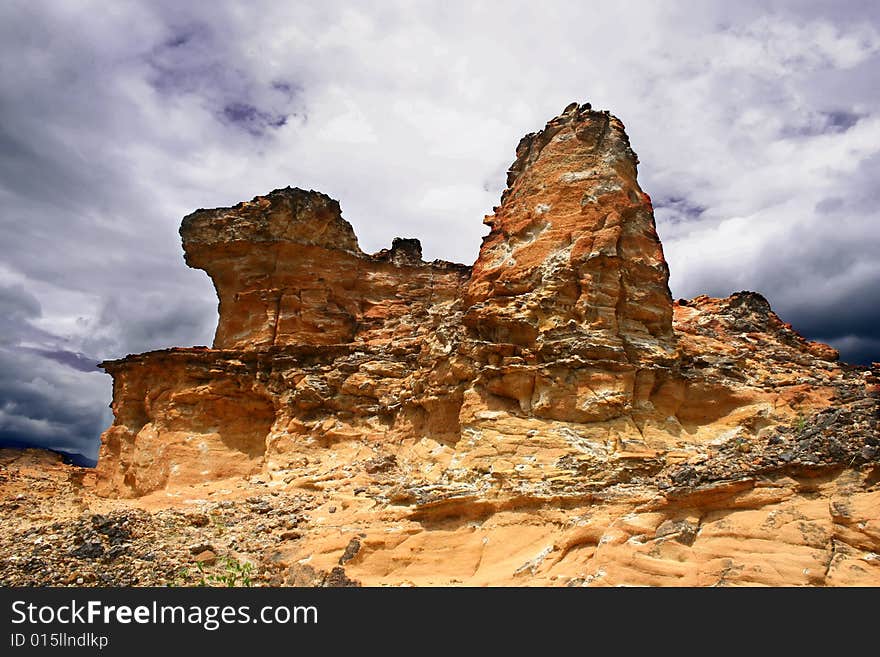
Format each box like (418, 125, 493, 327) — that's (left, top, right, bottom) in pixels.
(86, 104, 878, 587)
(466, 102, 674, 363)
(182, 188, 470, 349)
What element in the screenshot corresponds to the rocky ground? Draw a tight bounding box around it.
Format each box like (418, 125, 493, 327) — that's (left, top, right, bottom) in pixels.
(0, 449, 359, 587)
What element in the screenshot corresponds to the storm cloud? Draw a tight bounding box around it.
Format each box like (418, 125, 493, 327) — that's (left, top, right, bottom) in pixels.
(1, 0, 878, 463)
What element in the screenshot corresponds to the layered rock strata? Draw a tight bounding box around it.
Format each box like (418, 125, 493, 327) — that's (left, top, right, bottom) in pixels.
(90, 103, 879, 586)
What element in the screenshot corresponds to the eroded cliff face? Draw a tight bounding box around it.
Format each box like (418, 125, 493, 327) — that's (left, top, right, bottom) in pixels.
(90, 104, 880, 586)
(181, 189, 470, 349)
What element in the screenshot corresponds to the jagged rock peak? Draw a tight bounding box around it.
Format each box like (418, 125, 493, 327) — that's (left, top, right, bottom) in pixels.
(466, 102, 674, 358)
(372, 237, 424, 265)
(502, 102, 636, 203)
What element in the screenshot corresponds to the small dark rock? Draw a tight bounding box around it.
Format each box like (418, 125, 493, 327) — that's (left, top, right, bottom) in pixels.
(655, 519, 699, 546)
(323, 566, 360, 588)
(338, 537, 361, 565)
(671, 466, 697, 485)
(106, 545, 129, 561)
(90, 514, 110, 529)
(826, 439, 845, 460)
(70, 541, 104, 560)
(249, 500, 272, 514)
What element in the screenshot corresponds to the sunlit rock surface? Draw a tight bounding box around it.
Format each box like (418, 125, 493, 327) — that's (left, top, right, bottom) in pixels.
(76, 104, 880, 586)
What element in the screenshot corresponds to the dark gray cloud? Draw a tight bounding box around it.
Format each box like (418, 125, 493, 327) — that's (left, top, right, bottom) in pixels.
(0, 282, 107, 464)
(20, 349, 98, 374)
(0, 1, 878, 465)
(220, 102, 289, 135)
(80, 293, 217, 358)
(0, 284, 41, 327)
(781, 109, 863, 137)
(0, 347, 107, 466)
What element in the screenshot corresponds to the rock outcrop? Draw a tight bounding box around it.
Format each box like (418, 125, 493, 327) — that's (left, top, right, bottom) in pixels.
(43, 104, 880, 585)
(466, 102, 674, 362)
(181, 188, 470, 349)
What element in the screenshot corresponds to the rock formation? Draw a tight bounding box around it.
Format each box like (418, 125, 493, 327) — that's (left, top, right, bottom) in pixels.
(466, 103, 674, 362)
(180, 189, 471, 350)
(10, 103, 878, 587)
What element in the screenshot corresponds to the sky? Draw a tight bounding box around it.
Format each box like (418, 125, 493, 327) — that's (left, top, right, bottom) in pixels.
(1, 0, 878, 464)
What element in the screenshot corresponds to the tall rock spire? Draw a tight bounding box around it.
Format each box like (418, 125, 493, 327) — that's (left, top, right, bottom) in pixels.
(465, 102, 674, 362)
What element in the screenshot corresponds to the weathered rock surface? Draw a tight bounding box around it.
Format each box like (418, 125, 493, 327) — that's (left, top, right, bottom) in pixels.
(182, 188, 470, 350)
(2, 104, 877, 587)
(466, 102, 674, 363)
